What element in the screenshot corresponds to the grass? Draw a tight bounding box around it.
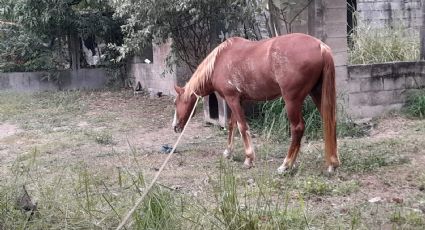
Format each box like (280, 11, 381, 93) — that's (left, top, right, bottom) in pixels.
(1, 90, 425, 229)
(405, 90, 425, 119)
(0, 91, 86, 131)
(339, 139, 410, 173)
(348, 20, 420, 65)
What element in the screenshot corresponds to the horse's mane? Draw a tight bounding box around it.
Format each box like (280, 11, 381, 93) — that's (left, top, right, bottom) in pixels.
(183, 39, 233, 100)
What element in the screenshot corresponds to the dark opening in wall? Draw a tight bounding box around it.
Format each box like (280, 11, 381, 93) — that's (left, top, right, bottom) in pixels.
(139, 42, 154, 64)
(347, 0, 357, 46)
(209, 93, 219, 119)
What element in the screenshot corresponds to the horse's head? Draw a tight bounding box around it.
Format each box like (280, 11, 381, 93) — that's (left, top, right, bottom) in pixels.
(172, 85, 197, 133)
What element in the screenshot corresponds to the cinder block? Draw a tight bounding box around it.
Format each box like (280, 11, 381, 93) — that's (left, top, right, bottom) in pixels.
(348, 92, 370, 106)
(333, 52, 348, 67)
(406, 76, 425, 88)
(348, 103, 404, 119)
(360, 77, 383, 92)
(383, 76, 405, 90)
(348, 64, 372, 79)
(324, 37, 347, 53)
(395, 62, 418, 77)
(370, 90, 396, 106)
(347, 79, 361, 93)
(371, 63, 394, 78)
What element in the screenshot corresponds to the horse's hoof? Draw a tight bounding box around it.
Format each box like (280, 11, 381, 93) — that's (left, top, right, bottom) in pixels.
(326, 165, 339, 175)
(243, 158, 254, 169)
(277, 165, 290, 174)
(223, 149, 232, 159)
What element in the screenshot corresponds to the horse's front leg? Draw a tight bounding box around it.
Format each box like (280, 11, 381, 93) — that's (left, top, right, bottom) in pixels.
(226, 98, 255, 168)
(277, 100, 305, 174)
(223, 113, 235, 159)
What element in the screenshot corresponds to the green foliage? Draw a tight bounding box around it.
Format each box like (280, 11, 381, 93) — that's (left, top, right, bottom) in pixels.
(112, 0, 262, 70)
(0, 0, 124, 72)
(348, 21, 419, 65)
(0, 25, 68, 72)
(405, 90, 425, 119)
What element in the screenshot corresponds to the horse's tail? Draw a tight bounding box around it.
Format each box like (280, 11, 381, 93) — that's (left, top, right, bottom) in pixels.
(320, 43, 339, 169)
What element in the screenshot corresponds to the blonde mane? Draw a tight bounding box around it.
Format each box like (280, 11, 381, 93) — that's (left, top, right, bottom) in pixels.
(183, 39, 233, 99)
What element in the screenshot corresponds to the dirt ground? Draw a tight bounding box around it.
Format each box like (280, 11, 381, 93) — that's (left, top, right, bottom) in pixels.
(0, 90, 424, 229)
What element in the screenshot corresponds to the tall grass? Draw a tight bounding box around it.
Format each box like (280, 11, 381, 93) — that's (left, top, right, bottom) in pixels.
(249, 97, 364, 142)
(348, 20, 420, 65)
(208, 160, 309, 229)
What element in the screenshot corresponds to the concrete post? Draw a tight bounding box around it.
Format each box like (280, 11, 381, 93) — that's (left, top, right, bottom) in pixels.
(421, 2, 425, 60)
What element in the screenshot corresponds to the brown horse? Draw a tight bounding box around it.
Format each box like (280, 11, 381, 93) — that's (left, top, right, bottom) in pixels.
(172, 33, 339, 173)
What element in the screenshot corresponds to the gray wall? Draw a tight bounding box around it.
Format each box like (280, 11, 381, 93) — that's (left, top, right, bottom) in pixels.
(357, 0, 423, 29)
(0, 68, 108, 92)
(347, 61, 425, 118)
(128, 40, 191, 96)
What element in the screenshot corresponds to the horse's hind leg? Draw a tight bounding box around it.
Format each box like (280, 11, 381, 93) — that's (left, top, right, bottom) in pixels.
(310, 85, 340, 172)
(226, 97, 255, 168)
(223, 113, 236, 159)
(277, 99, 305, 174)
(310, 85, 322, 115)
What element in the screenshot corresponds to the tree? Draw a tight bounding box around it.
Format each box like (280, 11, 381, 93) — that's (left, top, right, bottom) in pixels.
(267, 0, 313, 35)
(0, 0, 123, 71)
(112, 0, 262, 72)
(112, 0, 313, 72)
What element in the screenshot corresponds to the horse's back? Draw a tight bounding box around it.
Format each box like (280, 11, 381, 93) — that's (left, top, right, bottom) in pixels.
(212, 34, 327, 101)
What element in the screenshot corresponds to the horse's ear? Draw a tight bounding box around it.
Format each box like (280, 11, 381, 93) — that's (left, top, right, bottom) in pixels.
(174, 85, 184, 95)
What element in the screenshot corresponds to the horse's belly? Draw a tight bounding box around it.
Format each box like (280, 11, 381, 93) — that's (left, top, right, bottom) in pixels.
(242, 78, 281, 101)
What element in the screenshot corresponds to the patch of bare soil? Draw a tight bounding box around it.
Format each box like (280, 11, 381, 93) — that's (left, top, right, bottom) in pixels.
(0, 123, 20, 139)
(0, 123, 21, 173)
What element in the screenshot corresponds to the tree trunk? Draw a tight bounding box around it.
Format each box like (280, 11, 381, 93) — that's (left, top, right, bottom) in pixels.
(268, 0, 282, 36)
(421, 2, 425, 60)
(68, 32, 80, 70)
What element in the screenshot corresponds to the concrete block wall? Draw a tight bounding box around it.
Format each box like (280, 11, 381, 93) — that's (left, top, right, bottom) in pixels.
(357, 0, 423, 30)
(347, 61, 425, 118)
(0, 68, 108, 92)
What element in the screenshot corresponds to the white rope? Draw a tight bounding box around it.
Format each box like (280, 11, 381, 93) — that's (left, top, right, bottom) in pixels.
(116, 95, 201, 230)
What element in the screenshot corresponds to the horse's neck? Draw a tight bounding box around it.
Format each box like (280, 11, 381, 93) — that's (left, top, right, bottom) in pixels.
(193, 80, 214, 97)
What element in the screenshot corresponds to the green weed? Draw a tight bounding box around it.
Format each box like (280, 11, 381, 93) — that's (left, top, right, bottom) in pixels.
(85, 130, 114, 145)
(302, 176, 332, 196)
(405, 90, 425, 119)
(390, 207, 424, 227)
